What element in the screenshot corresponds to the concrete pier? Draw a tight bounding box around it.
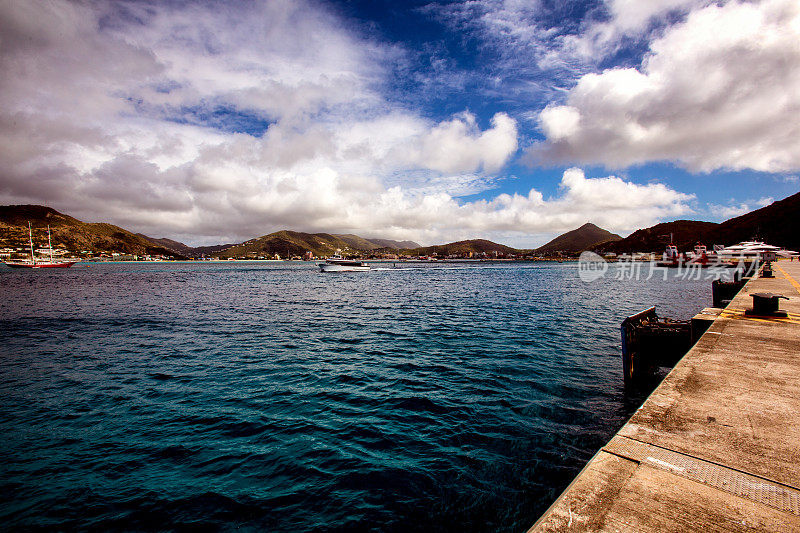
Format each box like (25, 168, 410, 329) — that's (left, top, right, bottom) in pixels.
(531, 261, 800, 532)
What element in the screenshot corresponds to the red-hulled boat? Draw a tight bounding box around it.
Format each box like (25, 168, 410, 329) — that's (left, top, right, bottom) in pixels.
(3, 223, 76, 269)
(5, 260, 76, 269)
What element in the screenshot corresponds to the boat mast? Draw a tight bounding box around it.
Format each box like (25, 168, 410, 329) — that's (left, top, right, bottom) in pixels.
(47, 225, 54, 263)
(28, 222, 35, 265)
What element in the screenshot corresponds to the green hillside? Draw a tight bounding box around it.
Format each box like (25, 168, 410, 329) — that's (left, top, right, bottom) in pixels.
(333, 234, 383, 251)
(368, 238, 421, 249)
(403, 239, 518, 256)
(0, 205, 183, 257)
(214, 230, 357, 258)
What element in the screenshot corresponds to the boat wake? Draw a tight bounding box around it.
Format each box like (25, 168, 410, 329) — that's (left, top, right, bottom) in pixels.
(372, 265, 528, 271)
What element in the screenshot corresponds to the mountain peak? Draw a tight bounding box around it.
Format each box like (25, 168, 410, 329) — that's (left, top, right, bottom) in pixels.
(536, 223, 622, 253)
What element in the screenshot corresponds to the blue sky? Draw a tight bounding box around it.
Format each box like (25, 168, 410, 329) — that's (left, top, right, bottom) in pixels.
(0, 0, 798, 246)
(325, 0, 798, 211)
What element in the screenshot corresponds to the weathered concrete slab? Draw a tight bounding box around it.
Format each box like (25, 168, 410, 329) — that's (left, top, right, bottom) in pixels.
(532, 451, 638, 532)
(531, 261, 800, 532)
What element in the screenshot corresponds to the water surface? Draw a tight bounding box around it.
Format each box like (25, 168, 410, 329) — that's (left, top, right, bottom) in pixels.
(0, 261, 718, 531)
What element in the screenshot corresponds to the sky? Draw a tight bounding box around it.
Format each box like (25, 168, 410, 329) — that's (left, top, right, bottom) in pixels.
(0, 0, 798, 247)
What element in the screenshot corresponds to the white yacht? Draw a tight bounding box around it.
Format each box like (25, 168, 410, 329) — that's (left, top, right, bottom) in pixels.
(714, 241, 798, 261)
(318, 254, 371, 272)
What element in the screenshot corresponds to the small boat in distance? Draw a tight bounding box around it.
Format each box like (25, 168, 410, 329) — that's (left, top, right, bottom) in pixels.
(687, 242, 712, 265)
(318, 253, 370, 272)
(3, 223, 77, 269)
(657, 241, 724, 268)
(657, 242, 681, 267)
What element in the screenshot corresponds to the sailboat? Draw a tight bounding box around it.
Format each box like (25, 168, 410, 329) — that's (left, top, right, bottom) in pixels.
(3, 223, 77, 268)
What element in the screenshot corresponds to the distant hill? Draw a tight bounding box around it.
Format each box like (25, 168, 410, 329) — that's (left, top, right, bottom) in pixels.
(0, 207, 421, 259)
(0, 205, 183, 257)
(215, 230, 359, 258)
(334, 234, 382, 251)
(8, 191, 796, 260)
(216, 230, 422, 258)
(598, 190, 800, 253)
(333, 234, 420, 251)
(191, 244, 237, 256)
(137, 235, 195, 256)
(598, 220, 719, 253)
(704, 191, 800, 251)
(137, 235, 234, 258)
(367, 238, 421, 249)
(536, 223, 621, 253)
(404, 239, 518, 256)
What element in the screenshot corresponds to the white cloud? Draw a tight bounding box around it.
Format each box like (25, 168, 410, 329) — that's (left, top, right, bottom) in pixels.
(608, 0, 706, 31)
(424, 0, 718, 102)
(0, 0, 696, 247)
(0, 1, 523, 240)
(708, 202, 751, 219)
(315, 167, 693, 245)
(530, 0, 800, 173)
(539, 106, 581, 141)
(560, 0, 713, 61)
(399, 112, 518, 174)
(418, 1, 593, 105)
(756, 196, 774, 207)
(707, 195, 774, 220)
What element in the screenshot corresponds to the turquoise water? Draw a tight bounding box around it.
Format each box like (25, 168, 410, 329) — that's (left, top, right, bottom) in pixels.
(0, 262, 717, 531)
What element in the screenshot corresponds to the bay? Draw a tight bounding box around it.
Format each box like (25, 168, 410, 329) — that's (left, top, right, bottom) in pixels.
(0, 261, 719, 531)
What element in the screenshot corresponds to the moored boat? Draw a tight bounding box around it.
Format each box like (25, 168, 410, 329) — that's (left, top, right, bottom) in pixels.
(3, 223, 77, 269)
(656, 243, 681, 267)
(714, 240, 798, 262)
(687, 242, 712, 265)
(5, 260, 76, 269)
(657, 241, 730, 268)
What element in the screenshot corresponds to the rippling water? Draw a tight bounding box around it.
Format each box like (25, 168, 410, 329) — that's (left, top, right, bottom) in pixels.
(0, 261, 719, 531)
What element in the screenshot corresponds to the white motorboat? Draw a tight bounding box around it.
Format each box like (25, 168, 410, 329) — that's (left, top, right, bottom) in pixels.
(318, 255, 371, 272)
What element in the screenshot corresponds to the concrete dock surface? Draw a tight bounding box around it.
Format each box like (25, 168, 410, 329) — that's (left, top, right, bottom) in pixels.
(531, 260, 800, 532)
